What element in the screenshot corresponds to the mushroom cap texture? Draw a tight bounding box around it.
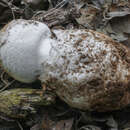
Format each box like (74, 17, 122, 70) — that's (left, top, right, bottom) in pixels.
(40, 29, 130, 112)
(0, 19, 51, 83)
(0, 19, 130, 111)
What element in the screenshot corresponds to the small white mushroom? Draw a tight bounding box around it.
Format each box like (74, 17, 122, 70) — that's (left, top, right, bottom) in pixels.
(0, 19, 129, 112)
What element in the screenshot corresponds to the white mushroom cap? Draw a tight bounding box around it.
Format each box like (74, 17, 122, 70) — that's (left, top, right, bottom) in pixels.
(0, 19, 52, 83)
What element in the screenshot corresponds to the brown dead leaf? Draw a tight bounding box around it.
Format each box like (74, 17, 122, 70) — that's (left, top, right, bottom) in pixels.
(54, 119, 73, 130)
(76, 6, 99, 29)
(40, 111, 73, 130)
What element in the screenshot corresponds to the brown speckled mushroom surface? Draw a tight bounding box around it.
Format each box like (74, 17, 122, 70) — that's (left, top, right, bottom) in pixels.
(40, 29, 130, 112)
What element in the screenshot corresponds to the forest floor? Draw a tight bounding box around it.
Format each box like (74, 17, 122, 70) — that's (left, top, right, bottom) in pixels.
(0, 0, 130, 130)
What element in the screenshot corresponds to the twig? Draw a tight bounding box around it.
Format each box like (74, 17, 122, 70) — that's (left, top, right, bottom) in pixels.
(33, 0, 69, 18)
(1, 71, 8, 85)
(0, 71, 15, 92)
(0, 115, 15, 122)
(7, 2, 16, 19)
(17, 121, 24, 130)
(56, 109, 71, 117)
(0, 80, 15, 92)
(44, 0, 68, 17)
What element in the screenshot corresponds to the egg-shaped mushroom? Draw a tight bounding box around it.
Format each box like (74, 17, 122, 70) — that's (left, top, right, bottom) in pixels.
(0, 19, 129, 112)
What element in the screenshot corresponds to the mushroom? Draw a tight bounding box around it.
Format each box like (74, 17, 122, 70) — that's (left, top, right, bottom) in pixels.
(0, 19, 129, 112)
